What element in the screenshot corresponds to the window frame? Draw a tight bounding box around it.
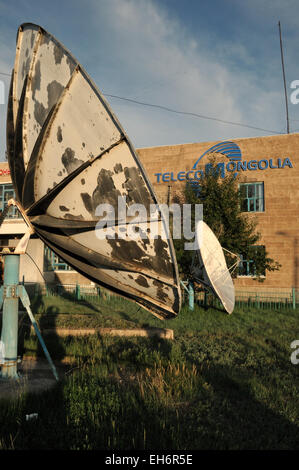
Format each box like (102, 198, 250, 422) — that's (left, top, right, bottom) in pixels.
(44, 245, 73, 272)
(237, 245, 266, 278)
(0, 183, 22, 219)
(239, 182, 264, 213)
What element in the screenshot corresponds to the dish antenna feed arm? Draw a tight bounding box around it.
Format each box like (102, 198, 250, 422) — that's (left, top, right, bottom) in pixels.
(0, 200, 58, 381)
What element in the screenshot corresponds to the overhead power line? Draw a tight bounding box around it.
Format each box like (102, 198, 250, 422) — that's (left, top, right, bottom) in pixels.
(104, 93, 283, 135)
(0, 69, 284, 135)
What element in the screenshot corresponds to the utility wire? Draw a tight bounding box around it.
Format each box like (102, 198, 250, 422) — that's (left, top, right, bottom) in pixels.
(0, 69, 284, 135)
(25, 252, 48, 284)
(104, 93, 283, 135)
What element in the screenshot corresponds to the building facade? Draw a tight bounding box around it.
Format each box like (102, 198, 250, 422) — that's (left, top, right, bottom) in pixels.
(0, 162, 90, 286)
(137, 133, 299, 292)
(0, 132, 298, 292)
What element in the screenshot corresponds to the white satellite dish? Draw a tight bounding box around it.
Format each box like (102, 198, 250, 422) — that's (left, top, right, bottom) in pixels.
(2, 22, 183, 382)
(191, 220, 235, 314)
(6, 23, 182, 320)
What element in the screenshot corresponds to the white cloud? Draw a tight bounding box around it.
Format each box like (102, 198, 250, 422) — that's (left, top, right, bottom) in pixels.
(0, 0, 296, 161)
(89, 0, 250, 145)
(90, 0, 289, 146)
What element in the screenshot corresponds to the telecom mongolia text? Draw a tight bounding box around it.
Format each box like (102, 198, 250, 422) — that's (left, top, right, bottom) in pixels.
(154, 157, 293, 183)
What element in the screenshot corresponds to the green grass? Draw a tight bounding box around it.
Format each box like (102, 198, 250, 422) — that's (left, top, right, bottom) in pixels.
(0, 295, 298, 450)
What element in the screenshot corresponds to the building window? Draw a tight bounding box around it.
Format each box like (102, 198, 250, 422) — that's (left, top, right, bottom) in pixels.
(0, 184, 21, 219)
(238, 253, 255, 276)
(239, 182, 264, 212)
(238, 246, 266, 277)
(44, 246, 72, 271)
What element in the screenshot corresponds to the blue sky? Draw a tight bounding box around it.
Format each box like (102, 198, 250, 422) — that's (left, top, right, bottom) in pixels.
(1, 0, 299, 161)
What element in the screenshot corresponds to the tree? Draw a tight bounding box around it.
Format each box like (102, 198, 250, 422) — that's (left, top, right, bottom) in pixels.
(172, 157, 281, 281)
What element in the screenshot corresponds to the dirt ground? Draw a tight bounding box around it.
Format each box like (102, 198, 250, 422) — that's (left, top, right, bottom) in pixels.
(0, 358, 70, 401)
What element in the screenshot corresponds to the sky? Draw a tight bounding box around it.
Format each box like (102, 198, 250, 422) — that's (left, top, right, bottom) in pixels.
(1, 0, 299, 161)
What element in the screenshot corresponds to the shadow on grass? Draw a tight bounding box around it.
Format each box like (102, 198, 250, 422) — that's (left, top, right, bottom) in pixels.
(0, 333, 298, 450)
(4, 363, 298, 450)
(18, 279, 102, 365)
(8, 296, 299, 450)
(194, 364, 299, 450)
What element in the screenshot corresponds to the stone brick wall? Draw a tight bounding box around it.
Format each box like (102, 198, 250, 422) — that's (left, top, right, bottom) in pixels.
(1, 131, 298, 290)
(137, 133, 299, 289)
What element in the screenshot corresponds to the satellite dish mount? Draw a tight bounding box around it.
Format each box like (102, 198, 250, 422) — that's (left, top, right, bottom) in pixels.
(0, 200, 58, 381)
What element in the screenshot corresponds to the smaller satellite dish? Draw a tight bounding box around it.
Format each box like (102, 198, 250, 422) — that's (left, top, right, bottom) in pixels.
(191, 220, 235, 314)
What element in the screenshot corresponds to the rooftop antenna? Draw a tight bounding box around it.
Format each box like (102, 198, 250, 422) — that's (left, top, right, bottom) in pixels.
(278, 20, 290, 134)
(2, 23, 182, 379)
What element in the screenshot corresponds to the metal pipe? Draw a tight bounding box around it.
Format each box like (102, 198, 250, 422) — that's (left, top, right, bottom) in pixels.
(278, 21, 290, 134)
(0, 254, 20, 379)
(24, 304, 59, 381)
(188, 281, 194, 311)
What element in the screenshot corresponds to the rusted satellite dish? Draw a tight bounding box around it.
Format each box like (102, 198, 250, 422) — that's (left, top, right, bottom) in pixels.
(191, 220, 235, 314)
(6, 23, 181, 320)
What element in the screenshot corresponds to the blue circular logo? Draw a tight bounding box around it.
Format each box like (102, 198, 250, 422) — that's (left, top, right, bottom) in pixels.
(192, 141, 242, 170)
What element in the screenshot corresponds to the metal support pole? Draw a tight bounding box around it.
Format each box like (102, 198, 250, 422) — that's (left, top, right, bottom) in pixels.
(75, 283, 81, 300)
(278, 21, 290, 134)
(188, 281, 194, 311)
(292, 287, 296, 310)
(21, 300, 59, 382)
(0, 254, 20, 379)
(0, 253, 59, 381)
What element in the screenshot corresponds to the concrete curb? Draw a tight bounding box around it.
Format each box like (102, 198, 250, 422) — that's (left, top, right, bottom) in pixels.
(36, 327, 174, 340)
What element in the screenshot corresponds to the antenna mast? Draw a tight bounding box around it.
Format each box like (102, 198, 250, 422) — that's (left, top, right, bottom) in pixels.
(278, 21, 289, 134)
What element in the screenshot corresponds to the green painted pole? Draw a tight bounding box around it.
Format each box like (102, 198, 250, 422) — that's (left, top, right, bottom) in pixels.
(292, 287, 296, 310)
(24, 303, 59, 382)
(0, 254, 20, 379)
(188, 281, 194, 311)
(75, 283, 81, 300)
(17, 284, 59, 382)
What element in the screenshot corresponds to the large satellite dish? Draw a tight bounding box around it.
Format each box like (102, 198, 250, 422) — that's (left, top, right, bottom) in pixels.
(191, 220, 235, 314)
(6, 23, 181, 320)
